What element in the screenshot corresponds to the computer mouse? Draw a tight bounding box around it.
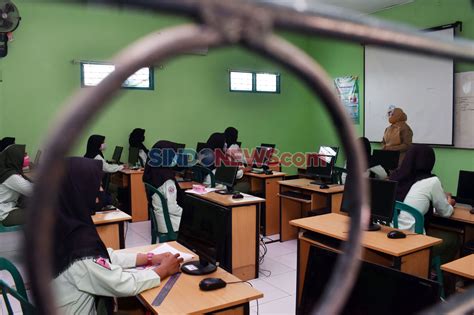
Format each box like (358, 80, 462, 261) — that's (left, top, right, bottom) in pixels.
(387, 230, 407, 239)
(319, 184, 330, 189)
(232, 193, 244, 199)
(199, 278, 227, 291)
(470, 208, 474, 214)
(264, 170, 273, 175)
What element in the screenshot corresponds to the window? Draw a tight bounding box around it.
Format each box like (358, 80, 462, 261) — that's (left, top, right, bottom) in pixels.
(80, 62, 154, 90)
(229, 70, 280, 93)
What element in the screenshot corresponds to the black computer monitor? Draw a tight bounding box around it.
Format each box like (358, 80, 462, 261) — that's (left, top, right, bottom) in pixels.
(306, 154, 334, 185)
(111, 146, 123, 163)
(178, 194, 230, 275)
(457, 170, 474, 206)
(372, 149, 400, 172)
(298, 246, 440, 315)
(260, 143, 275, 148)
(318, 146, 339, 164)
(128, 147, 139, 166)
(252, 146, 274, 169)
(341, 177, 397, 231)
(215, 165, 238, 194)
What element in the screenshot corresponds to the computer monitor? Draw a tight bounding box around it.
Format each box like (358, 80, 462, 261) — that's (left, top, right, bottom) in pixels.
(111, 146, 123, 163)
(341, 177, 397, 231)
(318, 146, 339, 164)
(372, 149, 400, 172)
(178, 194, 230, 275)
(260, 143, 275, 148)
(456, 170, 474, 206)
(298, 246, 440, 315)
(252, 146, 274, 169)
(306, 154, 334, 185)
(34, 150, 42, 166)
(128, 147, 139, 166)
(215, 165, 238, 194)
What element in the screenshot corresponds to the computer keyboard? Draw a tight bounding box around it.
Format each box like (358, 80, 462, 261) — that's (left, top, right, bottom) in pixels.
(280, 190, 311, 201)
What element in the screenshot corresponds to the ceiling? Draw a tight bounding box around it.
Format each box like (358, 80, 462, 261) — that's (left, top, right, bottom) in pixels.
(255, 0, 414, 14)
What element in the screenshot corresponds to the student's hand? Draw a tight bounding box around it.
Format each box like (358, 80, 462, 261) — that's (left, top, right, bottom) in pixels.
(154, 254, 184, 279)
(122, 163, 129, 170)
(448, 196, 456, 207)
(152, 252, 173, 265)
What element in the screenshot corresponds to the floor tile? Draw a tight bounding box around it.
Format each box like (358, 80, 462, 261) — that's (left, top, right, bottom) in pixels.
(248, 278, 289, 307)
(264, 242, 296, 259)
(261, 271, 297, 295)
(280, 239, 297, 251)
(252, 295, 296, 315)
(276, 252, 297, 270)
(0, 231, 24, 253)
(129, 221, 151, 239)
(259, 257, 294, 277)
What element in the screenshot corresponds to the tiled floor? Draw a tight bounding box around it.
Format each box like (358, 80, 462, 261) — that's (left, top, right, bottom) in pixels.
(0, 222, 299, 314)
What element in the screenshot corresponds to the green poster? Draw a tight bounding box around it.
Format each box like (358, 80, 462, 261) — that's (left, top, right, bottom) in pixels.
(334, 76, 359, 124)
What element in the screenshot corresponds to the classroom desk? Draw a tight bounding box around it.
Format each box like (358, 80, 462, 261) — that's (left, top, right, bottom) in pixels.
(430, 205, 474, 245)
(244, 171, 286, 236)
(441, 254, 474, 280)
(120, 242, 263, 314)
(186, 191, 265, 281)
(177, 180, 201, 191)
(111, 169, 148, 222)
(278, 178, 344, 241)
(291, 213, 442, 308)
(92, 209, 132, 249)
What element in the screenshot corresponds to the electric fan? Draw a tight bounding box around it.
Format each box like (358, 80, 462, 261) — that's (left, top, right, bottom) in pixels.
(0, 0, 21, 58)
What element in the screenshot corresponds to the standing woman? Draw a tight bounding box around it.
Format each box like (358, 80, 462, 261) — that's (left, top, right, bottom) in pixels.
(129, 128, 149, 167)
(224, 127, 249, 192)
(143, 141, 184, 233)
(0, 144, 33, 226)
(382, 107, 413, 164)
(85, 134, 124, 173)
(52, 158, 182, 314)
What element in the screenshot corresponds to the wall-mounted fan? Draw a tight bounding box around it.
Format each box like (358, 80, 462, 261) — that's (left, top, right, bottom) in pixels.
(0, 0, 21, 58)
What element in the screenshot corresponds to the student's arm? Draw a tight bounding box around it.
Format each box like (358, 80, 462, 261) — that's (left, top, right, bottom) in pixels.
(95, 155, 124, 173)
(431, 178, 454, 218)
(3, 175, 33, 197)
(107, 248, 173, 268)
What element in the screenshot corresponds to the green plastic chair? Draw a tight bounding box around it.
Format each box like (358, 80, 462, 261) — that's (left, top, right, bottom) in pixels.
(0, 257, 35, 314)
(393, 201, 445, 298)
(144, 183, 177, 244)
(333, 166, 347, 185)
(0, 222, 22, 234)
(191, 165, 216, 188)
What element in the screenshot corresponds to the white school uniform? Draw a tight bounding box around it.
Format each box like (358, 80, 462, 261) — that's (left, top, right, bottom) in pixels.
(398, 176, 453, 232)
(138, 149, 148, 167)
(152, 179, 183, 233)
(94, 154, 124, 173)
(53, 249, 160, 315)
(0, 174, 33, 221)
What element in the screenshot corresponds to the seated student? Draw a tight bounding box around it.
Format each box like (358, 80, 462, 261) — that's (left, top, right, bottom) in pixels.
(389, 145, 457, 263)
(84, 134, 125, 173)
(129, 128, 149, 167)
(143, 140, 184, 233)
(0, 144, 33, 226)
(0, 137, 15, 152)
(52, 158, 183, 314)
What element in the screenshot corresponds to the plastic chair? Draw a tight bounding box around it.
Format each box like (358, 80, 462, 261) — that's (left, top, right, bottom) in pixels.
(144, 183, 177, 244)
(333, 166, 347, 185)
(191, 165, 216, 187)
(0, 257, 35, 314)
(393, 201, 445, 298)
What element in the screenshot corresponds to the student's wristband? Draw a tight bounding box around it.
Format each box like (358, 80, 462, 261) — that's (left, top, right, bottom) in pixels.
(147, 253, 154, 266)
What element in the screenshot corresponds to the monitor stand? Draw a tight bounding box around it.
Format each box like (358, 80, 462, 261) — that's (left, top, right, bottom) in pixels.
(215, 185, 237, 195)
(181, 259, 217, 275)
(365, 221, 381, 231)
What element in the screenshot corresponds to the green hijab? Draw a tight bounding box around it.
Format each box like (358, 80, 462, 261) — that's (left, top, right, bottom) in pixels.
(0, 144, 25, 184)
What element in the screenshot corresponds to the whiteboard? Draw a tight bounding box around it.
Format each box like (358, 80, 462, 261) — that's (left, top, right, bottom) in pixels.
(454, 71, 474, 149)
(364, 27, 454, 145)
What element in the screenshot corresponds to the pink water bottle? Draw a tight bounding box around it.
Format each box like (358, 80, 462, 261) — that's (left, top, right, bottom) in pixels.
(23, 154, 30, 170)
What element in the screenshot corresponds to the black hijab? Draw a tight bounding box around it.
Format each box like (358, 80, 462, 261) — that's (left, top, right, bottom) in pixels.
(84, 135, 105, 159)
(0, 137, 15, 152)
(129, 128, 149, 154)
(204, 133, 226, 170)
(358, 137, 372, 168)
(0, 144, 26, 184)
(389, 145, 436, 201)
(224, 127, 238, 147)
(53, 157, 109, 277)
(143, 140, 178, 189)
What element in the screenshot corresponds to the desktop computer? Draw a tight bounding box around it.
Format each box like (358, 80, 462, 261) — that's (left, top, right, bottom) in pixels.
(214, 165, 239, 195)
(372, 149, 400, 173)
(298, 246, 440, 315)
(456, 170, 474, 207)
(251, 146, 274, 171)
(110, 146, 123, 164)
(341, 177, 397, 231)
(318, 146, 339, 164)
(128, 147, 140, 166)
(306, 154, 335, 186)
(178, 194, 231, 275)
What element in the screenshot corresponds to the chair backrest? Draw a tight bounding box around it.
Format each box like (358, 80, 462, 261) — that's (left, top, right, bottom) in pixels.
(0, 257, 35, 314)
(143, 183, 177, 243)
(0, 221, 22, 233)
(333, 166, 347, 185)
(191, 165, 216, 187)
(393, 201, 425, 234)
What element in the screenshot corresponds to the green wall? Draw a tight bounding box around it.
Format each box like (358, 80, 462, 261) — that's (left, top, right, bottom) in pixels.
(0, 2, 318, 174)
(306, 0, 474, 192)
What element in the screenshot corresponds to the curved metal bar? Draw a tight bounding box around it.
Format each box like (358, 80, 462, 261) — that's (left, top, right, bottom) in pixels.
(244, 34, 370, 314)
(25, 24, 225, 315)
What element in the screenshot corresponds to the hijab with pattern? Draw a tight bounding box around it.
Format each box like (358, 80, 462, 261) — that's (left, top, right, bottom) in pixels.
(84, 135, 105, 159)
(0, 144, 26, 184)
(0, 137, 15, 152)
(129, 128, 149, 154)
(389, 145, 436, 201)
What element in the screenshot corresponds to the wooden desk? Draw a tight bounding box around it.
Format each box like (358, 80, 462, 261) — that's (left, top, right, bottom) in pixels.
(441, 254, 474, 280)
(121, 242, 263, 314)
(177, 180, 201, 191)
(186, 191, 265, 281)
(291, 214, 442, 308)
(111, 169, 148, 222)
(244, 171, 286, 236)
(92, 210, 132, 249)
(278, 178, 344, 241)
(430, 205, 474, 245)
